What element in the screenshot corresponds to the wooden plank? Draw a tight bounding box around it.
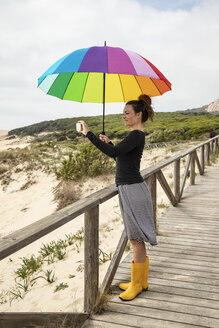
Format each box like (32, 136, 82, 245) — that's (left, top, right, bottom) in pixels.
(128, 269, 219, 287)
(120, 256, 219, 274)
(117, 264, 219, 281)
(109, 296, 219, 319)
(160, 214, 219, 222)
(110, 289, 219, 310)
(135, 254, 219, 271)
(157, 234, 219, 246)
(158, 223, 219, 230)
(108, 302, 219, 327)
(148, 261, 219, 275)
(157, 232, 219, 242)
(155, 241, 219, 253)
(86, 311, 201, 328)
(149, 244, 219, 258)
(157, 229, 219, 241)
(158, 214, 219, 224)
(156, 170, 177, 206)
(144, 249, 219, 264)
(83, 320, 132, 328)
(160, 213, 219, 220)
(84, 205, 99, 312)
(148, 259, 219, 275)
(100, 230, 127, 297)
(0, 312, 89, 328)
(112, 275, 219, 302)
(157, 238, 219, 250)
(158, 223, 219, 232)
(158, 217, 219, 225)
(114, 273, 219, 298)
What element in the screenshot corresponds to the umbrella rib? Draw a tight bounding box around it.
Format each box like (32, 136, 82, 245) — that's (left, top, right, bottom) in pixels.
(134, 75, 143, 95)
(61, 73, 75, 99)
(149, 77, 162, 95)
(81, 73, 90, 102)
(118, 74, 125, 102)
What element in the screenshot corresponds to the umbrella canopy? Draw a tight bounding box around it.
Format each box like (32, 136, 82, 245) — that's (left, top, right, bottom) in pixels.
(38, 46, 171, 103)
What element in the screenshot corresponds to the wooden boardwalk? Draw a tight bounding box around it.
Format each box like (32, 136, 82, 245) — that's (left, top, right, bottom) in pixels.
(83, 162, 219, 328)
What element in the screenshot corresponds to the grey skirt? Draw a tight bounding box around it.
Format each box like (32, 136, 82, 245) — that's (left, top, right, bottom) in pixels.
(118, 181, 157, 246)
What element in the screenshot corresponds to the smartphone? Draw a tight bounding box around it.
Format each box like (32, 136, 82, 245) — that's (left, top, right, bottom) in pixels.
(76, 123, 82, 132)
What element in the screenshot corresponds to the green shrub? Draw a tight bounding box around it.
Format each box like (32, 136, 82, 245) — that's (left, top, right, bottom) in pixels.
(15, 255, 42, 279)
(0, 147, 39, 165)
(54, 282, 69, 293)
(8, 112, 219, 144)
(147, 128, 187, 143)
(55, 141, 115, 181)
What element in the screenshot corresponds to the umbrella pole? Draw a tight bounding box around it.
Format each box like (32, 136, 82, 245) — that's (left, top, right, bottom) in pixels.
(102, 41, 106, 135)
(102, 72, 106, 135)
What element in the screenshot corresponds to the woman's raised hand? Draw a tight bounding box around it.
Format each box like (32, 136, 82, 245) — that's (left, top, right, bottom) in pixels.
(99, 134, 110, 143)
(77, 121, 90, 136)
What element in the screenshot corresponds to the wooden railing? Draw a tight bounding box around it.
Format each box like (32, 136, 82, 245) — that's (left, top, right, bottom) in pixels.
(0, 135, 218, 318)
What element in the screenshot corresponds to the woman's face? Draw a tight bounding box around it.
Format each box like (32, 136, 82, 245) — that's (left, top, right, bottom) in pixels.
(123, 105, 141, 127)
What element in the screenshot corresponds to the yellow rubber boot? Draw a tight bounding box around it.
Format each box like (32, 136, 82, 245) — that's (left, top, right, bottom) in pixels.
(119, 256, 149, 291)
(119, 261, 144, 301)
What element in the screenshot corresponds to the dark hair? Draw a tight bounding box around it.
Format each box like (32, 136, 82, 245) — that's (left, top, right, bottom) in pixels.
(126, 94, 154, 122)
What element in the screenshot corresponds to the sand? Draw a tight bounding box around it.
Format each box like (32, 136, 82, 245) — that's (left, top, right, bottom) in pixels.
(0, 130, 33, 151)
(0, 133, 199, 312)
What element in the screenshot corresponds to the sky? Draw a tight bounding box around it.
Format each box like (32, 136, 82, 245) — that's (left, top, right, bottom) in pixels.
(0, 0, 219, 130)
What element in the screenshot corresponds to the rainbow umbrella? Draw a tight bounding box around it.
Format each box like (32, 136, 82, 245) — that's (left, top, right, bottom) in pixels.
(38, 44, 171, 133)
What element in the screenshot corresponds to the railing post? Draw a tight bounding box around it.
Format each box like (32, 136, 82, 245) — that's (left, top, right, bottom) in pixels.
(194, 150, 203, 176)
(206, 143, 210, 165)
(211, 140, 214, 153)
(190, 152, 195, 185)
(174, 159, 180, 202)
(84, 205, 99, 313)
(146, 174, 157, 230)
(201, 145, 205, 174)
(213, 140, 216, 154)
(216, 138, 218, 151)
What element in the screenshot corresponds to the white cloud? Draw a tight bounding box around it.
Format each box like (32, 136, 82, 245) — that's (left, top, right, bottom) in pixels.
(0, 0, 219, 130)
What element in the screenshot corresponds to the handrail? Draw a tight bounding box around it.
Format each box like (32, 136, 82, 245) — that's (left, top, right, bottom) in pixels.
(0, 135, 218, 313)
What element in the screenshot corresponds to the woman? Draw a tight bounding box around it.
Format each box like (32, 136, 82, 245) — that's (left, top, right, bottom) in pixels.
(77, 94, 157, 301)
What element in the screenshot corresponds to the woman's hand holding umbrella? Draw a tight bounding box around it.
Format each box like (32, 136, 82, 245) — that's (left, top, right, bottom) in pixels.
(99, 134, 110, 143)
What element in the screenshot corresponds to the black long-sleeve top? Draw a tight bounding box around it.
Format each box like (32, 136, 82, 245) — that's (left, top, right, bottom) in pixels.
(86, 130, 145, 186)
